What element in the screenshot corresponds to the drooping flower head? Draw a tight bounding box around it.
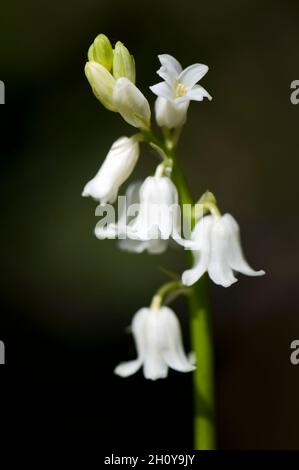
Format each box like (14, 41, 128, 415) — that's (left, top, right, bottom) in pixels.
(82, 136, 140, 204)
(95, 181, 168, 254)
(126, 168, 181, 242)
(95, 167, 181, 249)
(114, 306, 195, 380)
(182, 213, 265, 287)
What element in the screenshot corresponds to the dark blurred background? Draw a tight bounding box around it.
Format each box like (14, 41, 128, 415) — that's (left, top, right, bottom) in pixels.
(0, 0, 299, 449)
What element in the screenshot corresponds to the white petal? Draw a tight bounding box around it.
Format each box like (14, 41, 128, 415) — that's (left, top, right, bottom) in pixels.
(125, 181, 142, 206)
(159, 307, 195, 373)
(127, 176, 178, 241)
(185, 84, 212, 101)
(208, 217, 238, 287)
(96, 181, 141, 242)
(179, 64, 209, 88)
(157, 65, 178, 84)
(182, 252, 205, 286)
(180, 214, 213, 250)
(155, 96, 189, 129)
(114, 359, 142, 377)
(158, 54, 182, 75)
(181, 217, 213, 285)
(113, 77, 151, 129)
(142, 309, 169, 380)
(117, 181, 141, 226)
(131, 308, 149, 361)
(143, 354, 168, 380)
(82, 178, 118, 204)
(149, 81, 173, 100)
(222, 214, 265, 277)
(114, 308, 148, 378)
(157, 55, 181, 84)
(171, 202, 186, 245)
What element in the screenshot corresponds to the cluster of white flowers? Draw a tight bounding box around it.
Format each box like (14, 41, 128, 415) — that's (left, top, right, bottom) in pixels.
(82, 34, 265, 380)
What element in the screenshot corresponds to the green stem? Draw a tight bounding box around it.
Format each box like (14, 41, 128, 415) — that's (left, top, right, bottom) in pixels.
(150, 280, 183, 310)
(189, 275, 216, 450)
(141, 129, 165, 152)
(166, 137, 217, 450)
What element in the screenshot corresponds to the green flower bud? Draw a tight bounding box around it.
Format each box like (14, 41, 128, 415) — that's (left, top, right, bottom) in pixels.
(113, 41, 136, 84)
(85, 61, 117, 112)
(87, 34, 113, 71)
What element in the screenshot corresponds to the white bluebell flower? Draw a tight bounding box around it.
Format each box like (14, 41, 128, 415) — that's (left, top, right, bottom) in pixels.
(150, 54, 211, 128)
(82, 136, 140, 204)
(114, 306, 195, 380)
(182, 214, 265, 287)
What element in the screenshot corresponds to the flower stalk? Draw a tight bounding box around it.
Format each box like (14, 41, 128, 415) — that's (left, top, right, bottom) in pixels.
(150, 280, 184, 310)
(189, 275, 216, 450)
(162, 132, 216, 450)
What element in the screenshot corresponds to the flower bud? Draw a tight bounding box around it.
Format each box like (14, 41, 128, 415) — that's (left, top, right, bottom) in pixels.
(113, 41, 136, 83)
(88, 34, 113, 71)
(82, 136, 140, 204)
(113, 77, 151, 129)
(85, 61, 117, 111)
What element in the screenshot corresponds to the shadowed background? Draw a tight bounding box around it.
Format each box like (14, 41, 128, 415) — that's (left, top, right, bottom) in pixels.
(0, 0, 299, 449)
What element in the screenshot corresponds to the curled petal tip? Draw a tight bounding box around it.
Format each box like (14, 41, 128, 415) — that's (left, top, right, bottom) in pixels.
(181, 271, 196, 287)
(256, 270, 266, 276)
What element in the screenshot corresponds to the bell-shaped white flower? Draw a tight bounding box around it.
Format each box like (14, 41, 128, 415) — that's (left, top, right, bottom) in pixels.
(118, 182, 168, 254)
(182, 213, 265, 288)
(113, 77, 151, 129)
(82, 136, 139, 204)
(126, 170, 181, 242)
(150, 54, 211, 128)
(114, 306, 195, 380)
(95, 182, 168, 254)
